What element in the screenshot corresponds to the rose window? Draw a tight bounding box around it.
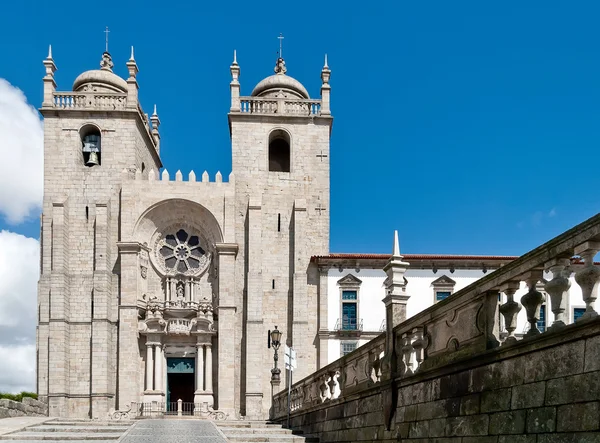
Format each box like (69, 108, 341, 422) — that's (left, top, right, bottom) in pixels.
(158, 229, 207, 274)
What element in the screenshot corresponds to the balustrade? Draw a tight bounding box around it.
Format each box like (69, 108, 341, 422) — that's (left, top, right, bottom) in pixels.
(52, 92, 127, 110)
(239, 96, 322, 116)
(272, 213, 600, 420)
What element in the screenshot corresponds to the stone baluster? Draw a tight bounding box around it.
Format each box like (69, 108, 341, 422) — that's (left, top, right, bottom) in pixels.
(544, 258, 572, 330)
(196, 344, 204, 392)
(401, 333, 414, 377)
(411, 327, 426, 372)
(319, 375, 330, 402)
(520, 270, 545, 337)
(574, 242, 600, 321)
(154, 344, 163, 392)
(499, 281, 521, 344)
(327, 370, 340, 399)
(205, 343, 213, 394)
(145, 342, 154, 391)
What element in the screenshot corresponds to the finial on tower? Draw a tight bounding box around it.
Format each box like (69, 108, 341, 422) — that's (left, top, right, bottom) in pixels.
(100, 52, 114, 71)
(233, 49, 238, 65)
(47, 45, 53, 60)
(152, 104, 157, 116)
(129, 46, 135, 61)
(324, 53, 328, 69)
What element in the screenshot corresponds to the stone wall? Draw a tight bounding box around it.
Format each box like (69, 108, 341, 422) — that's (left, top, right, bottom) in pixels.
(0, 397, 48, 419)
(282, 319, 600, 442)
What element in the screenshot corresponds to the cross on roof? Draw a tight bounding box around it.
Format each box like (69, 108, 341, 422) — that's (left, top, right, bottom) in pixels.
(104, 26, 110, 52)
(278, 33, 284, 58)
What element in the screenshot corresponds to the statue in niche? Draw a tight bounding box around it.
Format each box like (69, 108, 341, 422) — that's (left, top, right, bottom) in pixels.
(175, 281, 185, 307)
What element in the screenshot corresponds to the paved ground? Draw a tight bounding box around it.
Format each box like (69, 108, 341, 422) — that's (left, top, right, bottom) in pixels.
(119, 420, 227, 443)
(0, 417, 52, 436)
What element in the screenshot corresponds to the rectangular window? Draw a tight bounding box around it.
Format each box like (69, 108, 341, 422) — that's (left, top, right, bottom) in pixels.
(341, 341, 358, 356)
(537, 304, 546, 332)
(574, 307, 586, 322)
(342, 290, 357, 300)
(342, 303, 357, 330)
(436, 291, 451, 301)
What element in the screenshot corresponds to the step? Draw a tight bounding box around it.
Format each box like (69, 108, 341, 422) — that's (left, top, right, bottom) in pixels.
(217, 422, 283, 429)
(39, 421, 131, 427)
(0, 432, 120, 441)
(220, 427, 293, 435)
(0, 441, 118, 443)
(26, 426, 128, 433)
(225, 435, 308, 443)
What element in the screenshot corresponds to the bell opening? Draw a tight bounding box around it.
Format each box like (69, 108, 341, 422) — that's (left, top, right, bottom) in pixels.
(80, 125, 102, 167)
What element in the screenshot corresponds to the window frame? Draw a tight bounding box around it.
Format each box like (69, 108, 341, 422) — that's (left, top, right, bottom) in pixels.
(340, 340, 358, 356)
(267, 128, 292, 173)
(431, 275, 456, 304)
(337, 273, 362, 332)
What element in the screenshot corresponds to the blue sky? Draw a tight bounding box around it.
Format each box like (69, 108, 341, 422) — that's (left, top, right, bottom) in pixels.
(1, 0, 599, 255)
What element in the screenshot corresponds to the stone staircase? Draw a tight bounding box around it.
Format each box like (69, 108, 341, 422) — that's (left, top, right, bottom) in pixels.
(0, 419, 132, 442)
(215, 421, 318, 443)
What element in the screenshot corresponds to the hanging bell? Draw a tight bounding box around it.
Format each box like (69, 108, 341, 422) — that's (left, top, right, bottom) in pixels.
(86, 151, 99, 166)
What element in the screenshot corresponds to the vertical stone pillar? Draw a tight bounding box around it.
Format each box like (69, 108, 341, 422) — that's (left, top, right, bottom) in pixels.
(381, 231, 410, 379)
(320, 55, 331, 116)
(42, 46, 57, 108)
(154, 344, 163, 392)
(196, 344, 204, 392)
(245, 198, 263, 419)
(317, 269, 329, 369)
(145, 343, 154, 391)
(230, 50, 241, 112)
(117, 242, 143, 410)
(215, 243, 238, 416)
(292, 199, 310, 381)
(205, 344, 213, 394)
(48, 202, 69, 416)
(125, 47, 139, 110)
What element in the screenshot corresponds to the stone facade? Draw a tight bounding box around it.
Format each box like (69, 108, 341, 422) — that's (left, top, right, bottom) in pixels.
(37, 47, 332, 419)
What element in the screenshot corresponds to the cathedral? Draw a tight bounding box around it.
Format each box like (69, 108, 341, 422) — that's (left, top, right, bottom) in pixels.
(37, 46, 332, 419)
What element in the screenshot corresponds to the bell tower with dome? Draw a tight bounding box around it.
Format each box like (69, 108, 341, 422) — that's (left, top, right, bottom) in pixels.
(228, 52, 333, 418)
(38, 46, 162, 417)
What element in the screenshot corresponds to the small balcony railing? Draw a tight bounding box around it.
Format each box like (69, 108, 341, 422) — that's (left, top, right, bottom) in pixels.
(334, 318, 363, 332)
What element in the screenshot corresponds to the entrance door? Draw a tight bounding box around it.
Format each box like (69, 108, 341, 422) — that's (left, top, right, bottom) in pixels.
(166, 358, 195, 412)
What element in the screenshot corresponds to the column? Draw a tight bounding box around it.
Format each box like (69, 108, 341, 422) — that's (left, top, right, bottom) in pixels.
(216, 242, 238, 416)
(195, 344, 204, 392)
(245, 198, 263, 419)
(154, 344, 163, 392)
(205, 344, 213, 393)
(145, 343, 154, 391)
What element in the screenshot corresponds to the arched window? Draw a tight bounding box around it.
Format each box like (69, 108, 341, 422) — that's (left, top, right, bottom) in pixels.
(80, 125, 101, 167)
(268, 130, 290, 172)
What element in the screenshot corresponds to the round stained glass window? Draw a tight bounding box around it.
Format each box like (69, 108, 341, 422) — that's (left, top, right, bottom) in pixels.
(155, 228, 209, 276)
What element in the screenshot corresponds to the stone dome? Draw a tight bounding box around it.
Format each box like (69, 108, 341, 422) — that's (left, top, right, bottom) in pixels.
(251, 58, 309, 99)
(72, 52, 128, 93)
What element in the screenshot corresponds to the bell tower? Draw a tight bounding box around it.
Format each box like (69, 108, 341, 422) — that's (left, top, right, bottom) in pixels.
(228, 50, 333, 418)
(37, 46, 162, 418)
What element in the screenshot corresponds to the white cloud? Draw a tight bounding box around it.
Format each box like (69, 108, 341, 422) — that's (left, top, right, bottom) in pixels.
(0, 79, 43, 224)
(0, 230, 39, 393)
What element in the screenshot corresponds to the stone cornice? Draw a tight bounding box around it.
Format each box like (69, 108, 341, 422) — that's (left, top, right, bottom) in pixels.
(117, 241, 142, 254)
(216, 243, 239, 256)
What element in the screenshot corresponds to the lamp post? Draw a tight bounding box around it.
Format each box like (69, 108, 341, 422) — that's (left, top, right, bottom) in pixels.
(270, 326, 282, 420)
(270, 326, 282, 385)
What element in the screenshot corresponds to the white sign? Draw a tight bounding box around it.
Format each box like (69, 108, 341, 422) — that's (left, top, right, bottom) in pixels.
(284, 345, 297, 371)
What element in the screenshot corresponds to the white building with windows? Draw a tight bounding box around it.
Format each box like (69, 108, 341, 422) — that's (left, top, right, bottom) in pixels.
(312, 253, 588, 363)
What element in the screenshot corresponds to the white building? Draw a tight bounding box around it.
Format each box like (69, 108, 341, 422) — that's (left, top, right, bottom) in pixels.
(312, 252, 587, 363)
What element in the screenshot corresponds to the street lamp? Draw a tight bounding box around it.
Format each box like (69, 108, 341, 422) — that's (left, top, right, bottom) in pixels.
(270, 326, 282, 385)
